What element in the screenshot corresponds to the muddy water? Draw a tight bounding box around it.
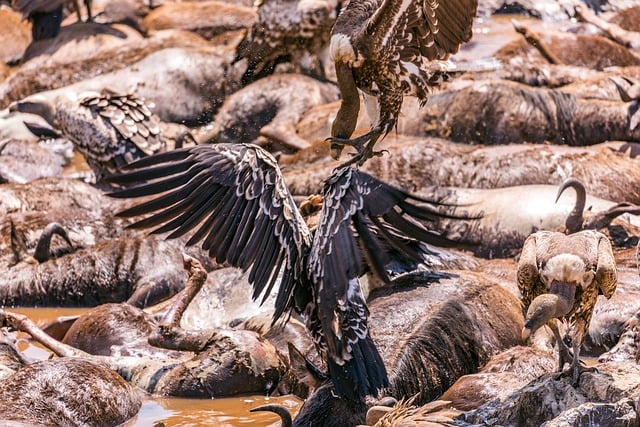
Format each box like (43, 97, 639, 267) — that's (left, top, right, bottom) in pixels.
(8, 308, 302, 426)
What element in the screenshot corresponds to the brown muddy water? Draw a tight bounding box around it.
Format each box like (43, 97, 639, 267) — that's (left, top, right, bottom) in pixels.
(9, 308, 302, 426)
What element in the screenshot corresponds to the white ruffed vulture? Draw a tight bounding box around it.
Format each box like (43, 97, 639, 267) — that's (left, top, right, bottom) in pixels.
(10, 91, 165, 182)
(518, 230, 618, 386)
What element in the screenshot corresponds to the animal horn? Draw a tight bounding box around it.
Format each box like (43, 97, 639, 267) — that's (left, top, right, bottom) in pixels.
(584, 202, 640, 230)
(610, 76, 640, 131)
(250, 404, 292, 427)
(555, 178, 586, 234)
(33, 222, 74, 263)
(609, 76, 640, 102)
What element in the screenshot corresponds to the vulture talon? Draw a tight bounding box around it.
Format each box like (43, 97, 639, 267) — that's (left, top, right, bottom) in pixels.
(328, 0, 477, 166)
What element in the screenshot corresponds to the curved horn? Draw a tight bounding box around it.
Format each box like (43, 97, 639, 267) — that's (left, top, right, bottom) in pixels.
(250, 404, 293, 427)
(584, 202, 640, 230)
(33, 222, 73, 263)
(609, 76, 640, 103)
(556, 178, 586, 234)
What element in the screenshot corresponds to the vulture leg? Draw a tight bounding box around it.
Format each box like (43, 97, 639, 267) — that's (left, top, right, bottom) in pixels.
(548, 319, 573, 371)
(558, 319, 597, 386)
(330, 125, 389, 168)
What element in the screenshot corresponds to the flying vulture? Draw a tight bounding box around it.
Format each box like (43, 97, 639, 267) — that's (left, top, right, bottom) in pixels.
(328, 0, 478, 166)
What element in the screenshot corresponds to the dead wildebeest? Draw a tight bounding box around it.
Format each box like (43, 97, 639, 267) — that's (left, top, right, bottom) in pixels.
(574, 4, 640, 52)
(495, 22, 640, 70)
(0, 357, 142, 427)
(253, 270, 524, 425)
(196, 73, 339, 153)
(3, 230, 196, 307)
(0, 177, 138, 265)
(439, 345, 556, 411)
(282, 135, 640, 205)
(142, 1, 255, 41)
(0, 28, 211, 108)
(1, 256, 288, 398)
(399, 78, 640, 146)
(1, 45, 242, 124)
(0, 330, 141, 427)
(408, 183, 638, 258)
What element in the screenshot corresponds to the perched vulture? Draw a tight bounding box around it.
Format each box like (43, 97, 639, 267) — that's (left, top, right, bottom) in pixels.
(10, 91, 165, 182)
(518, 230, 618, 386)
(328, 0, 478, 166)
(108, 143, 472, 401)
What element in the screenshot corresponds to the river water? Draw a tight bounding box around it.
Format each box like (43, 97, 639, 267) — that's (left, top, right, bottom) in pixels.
(9, 307, 302, 426)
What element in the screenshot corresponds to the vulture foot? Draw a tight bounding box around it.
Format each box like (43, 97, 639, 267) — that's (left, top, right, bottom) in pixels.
(327, 127, 387, 168)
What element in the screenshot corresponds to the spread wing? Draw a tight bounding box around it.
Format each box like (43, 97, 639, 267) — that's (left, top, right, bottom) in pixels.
(80, 92, 164, 157)
(307, 167, 471, 399)
(363, 0, 477, 61)
(108, 144, 313, 322)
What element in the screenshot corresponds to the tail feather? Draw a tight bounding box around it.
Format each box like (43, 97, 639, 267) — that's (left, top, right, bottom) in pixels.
(328, 335, 389, 401)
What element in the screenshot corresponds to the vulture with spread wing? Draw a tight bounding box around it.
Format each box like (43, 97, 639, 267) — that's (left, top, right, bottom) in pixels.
(108, 143, 472, 401)
(328, 0, 478, 166)
(10, 91, 165, 182)
(518, 230, 618, 386)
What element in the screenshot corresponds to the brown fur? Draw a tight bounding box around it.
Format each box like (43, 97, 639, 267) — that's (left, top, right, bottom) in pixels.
(142, 1, 255, 40)
(0, 358, 141, 427)
(495, 32, 640, 70)
(0, 9, 30, 64)
(440, 346, 556, 411)
(0, 30, 210, 109)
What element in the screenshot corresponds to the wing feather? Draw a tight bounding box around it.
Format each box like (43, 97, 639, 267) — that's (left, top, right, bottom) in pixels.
(108, 144, 312, 323)
(81, 91, 165, 157)
(308, 167, 477, 399)
(308, 168, 478, 394)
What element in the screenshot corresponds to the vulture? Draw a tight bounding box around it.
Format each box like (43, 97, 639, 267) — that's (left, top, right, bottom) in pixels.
(234, 0, 344, 85)
(10, 91, 165, 182)
(328, 0, 478, 166)
(518, 230, 618, 386)
(108, 143, 473, 401)
(11, 0, 91, 40)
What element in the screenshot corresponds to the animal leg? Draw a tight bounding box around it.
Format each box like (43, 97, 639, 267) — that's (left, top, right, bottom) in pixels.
(559, 321, 596, 386)
(547, 320, 572, 370)
(329, 120, 392, 167)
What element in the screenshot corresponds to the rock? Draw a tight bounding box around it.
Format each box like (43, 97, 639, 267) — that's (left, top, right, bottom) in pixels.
(458, 362, 640, 426)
